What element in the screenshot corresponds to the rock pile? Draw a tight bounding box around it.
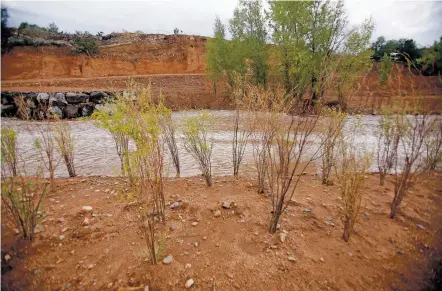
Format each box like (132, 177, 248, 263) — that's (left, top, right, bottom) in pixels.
(1, 91, 113, 119)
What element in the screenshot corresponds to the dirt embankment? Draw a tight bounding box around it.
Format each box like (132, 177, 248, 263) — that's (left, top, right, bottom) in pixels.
(1, 173, 442, 290)
(1, 35, 207, 80)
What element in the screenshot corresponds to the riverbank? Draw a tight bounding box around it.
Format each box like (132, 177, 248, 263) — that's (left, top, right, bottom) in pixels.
(2, 173, 441, 290)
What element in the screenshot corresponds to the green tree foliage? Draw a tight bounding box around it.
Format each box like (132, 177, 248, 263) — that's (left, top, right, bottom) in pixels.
(1, 8, 12, 53)
(333, 19, 374, 109)
(269, 0, 372, 104)
(418, 36, 442, 75)
(205, 16, 246, 90)
(72, 32, 99, 55)
(269, 0, 311, 97)
(371, 36, 421, 63)
(229, 0, 269, 87)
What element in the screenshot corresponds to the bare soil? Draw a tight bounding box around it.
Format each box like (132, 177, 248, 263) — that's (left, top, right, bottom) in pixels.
(2, 171, 442, 290)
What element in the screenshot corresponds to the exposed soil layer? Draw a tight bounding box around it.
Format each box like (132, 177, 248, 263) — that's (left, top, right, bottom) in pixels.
(2, 172, 442, 290)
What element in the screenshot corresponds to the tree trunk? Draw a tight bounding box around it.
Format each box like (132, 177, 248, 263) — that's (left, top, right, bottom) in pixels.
(342, 218, 351, 242)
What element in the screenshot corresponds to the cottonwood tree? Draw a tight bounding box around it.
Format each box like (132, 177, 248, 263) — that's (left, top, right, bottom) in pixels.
(266, 93, 323, 233)
(229, 0, 269, 87)
(376, 109, 400, 185)
(182, 112, 214, 186)
(269, 0, 372, 105)
(205, 16, 246, 91)
(1, 127, 18, 176)
(319, 108, 347, 185)
(334, 119, 372, 241)
(390, 113, 437, 218)
(54, 121, 76, 177)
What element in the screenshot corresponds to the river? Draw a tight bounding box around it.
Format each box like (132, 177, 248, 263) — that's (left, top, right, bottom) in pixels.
(1, 111, 437, 178)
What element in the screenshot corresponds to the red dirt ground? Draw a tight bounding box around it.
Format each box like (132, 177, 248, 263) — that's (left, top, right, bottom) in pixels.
(2, 171, 441, 290)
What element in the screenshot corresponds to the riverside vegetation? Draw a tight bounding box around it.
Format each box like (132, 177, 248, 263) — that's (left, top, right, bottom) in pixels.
(1, 0, 442, 290)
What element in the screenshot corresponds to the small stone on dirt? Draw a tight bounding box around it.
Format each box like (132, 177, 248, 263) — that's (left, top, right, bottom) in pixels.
(364, 212, 369, 217)
(288, 256, 296, 262)
(34, 269, 41, 275)
(83, 218, 90, 226)
(59, 235, 65, 240)
(222, 201, 234, 209)
(4, 254, 11, 261)
(303, 208, 312, 213)
(185, 263, 191, 269)
(185, 279, 194, 288)
(191, 222, 198, 226)
(107, 282, 113, 289)
(169, 225, 177, 231)
(320, 257, 324, 262)
(162, 255, 173, 264)
(417, 224, 425, 230)
(226, 273, 234, 279)
(88, 264, 94, 269)
(279, 233, 287, 243)
(81, 206, 93, 213)
(170, 202, 180, 209)
(213, 210, 221, 217)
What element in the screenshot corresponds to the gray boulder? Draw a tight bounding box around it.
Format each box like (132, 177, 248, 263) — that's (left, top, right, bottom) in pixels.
(37, 93, 50, 103)
(89, 91, 108, 103)
(51, 93, 68, 106)
(64, 104, 79, 119)
(65, 92, 89, 104)
(1, 104, 17, 117)
(81, 104, 95, 117)
(49, 106, 63, 119)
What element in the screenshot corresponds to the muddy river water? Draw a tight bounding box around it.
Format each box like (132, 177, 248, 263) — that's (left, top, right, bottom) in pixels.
(1, 111, 433, 178)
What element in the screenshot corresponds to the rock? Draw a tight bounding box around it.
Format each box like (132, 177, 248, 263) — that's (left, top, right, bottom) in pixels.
(1, 104, 17, 117)
(226, 273, 234, 279)
(292, 244, 297, 250)
(213, 210, 221, 217)
(279, 232, 287, 243)
(51, 93, 68, 106)
(364, 212, 369, 217)
(65, 92, 89, 104)
(170, 201, 180, 209)
(64, 104, 79, 118)
(144, 286, 149, 291)
(83, 218, 90, 226)
(287, 256, 296, 262)
(90, 91, 108, 103)
(82, 206, 93, 213)
(4, 254, 11, 261)
(222, 201, 235, 209)
(191, 222, 198, 226)
(303, 208, 312, 213)
(34, 269, 42, 275)
(107, 282, 113, 289)
(185, 263, 191, 269)
(37, 93, 50, 103)
(417, 224, 425, 230)
(169, 225, 177, 231)
(162, 255, 173, 264)
(81, 103, 95, 117)
(59, 235, 65, 240)
(88, 264, 94, 269)
(319, 257, 324, 262)
(66, 283, 71, 289)
(185, 279, 194, 288)
(49, 106, 63, 119)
